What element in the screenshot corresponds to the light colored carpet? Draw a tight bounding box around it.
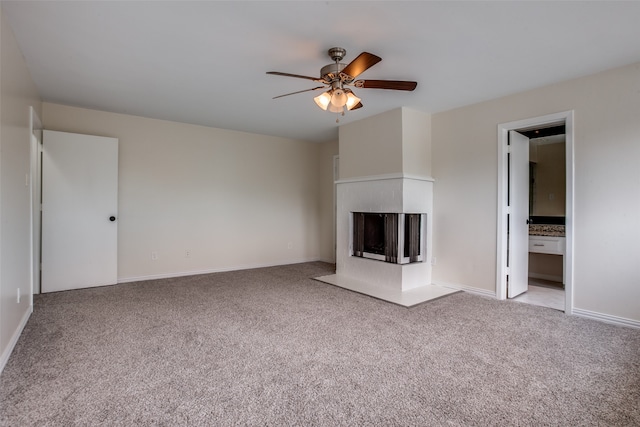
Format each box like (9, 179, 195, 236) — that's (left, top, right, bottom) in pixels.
(1, 262, 639, 426)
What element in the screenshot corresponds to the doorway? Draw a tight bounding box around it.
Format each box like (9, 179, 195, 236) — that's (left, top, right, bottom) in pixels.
(517, 126, 566, 310)
(496, 111, 574, 314)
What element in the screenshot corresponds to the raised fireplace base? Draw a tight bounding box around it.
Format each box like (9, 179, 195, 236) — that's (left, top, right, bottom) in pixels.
(314, 274, 459, 307)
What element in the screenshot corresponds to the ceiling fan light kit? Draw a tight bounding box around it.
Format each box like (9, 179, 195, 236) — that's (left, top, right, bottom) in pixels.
(313, 91, 332, 110)
(267, 47, 417, 119)
(314, 87, 361, 112)
(344, 89, 361, 110)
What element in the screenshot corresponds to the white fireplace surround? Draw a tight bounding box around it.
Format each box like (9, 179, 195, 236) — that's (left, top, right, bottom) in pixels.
(316, 173, 458, 306)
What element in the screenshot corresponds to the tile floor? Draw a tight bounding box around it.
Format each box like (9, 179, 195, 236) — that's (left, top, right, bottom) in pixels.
(512, 278, 565, 311)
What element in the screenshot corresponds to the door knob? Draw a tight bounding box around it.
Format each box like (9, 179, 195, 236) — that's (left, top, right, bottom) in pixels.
(109, 216, 116, 222)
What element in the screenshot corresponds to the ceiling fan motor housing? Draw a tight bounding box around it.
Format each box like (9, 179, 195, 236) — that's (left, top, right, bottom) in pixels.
(320, 62, 347, 82)
(327, 47, 346, 62)
(322, 47, 354, 84)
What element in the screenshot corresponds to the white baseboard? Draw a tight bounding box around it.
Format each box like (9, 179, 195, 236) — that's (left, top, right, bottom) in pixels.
(432, 281, 497, 299)
(572, 308, 640, 329)
(118, 258, 322, 284)
(528, 272, 563, 283)
(0, 305, 32, 374)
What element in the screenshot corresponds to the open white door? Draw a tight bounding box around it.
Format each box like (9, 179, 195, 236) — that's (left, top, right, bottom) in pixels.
(41, 130, 118, 293)
(508, 130, 529, 298)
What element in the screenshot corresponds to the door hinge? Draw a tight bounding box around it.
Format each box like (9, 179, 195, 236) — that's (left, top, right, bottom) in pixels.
(506, 274, 510, 296)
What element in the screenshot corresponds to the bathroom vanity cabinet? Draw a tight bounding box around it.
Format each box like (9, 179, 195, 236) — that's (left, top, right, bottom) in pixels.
(528, 236, 565, 255)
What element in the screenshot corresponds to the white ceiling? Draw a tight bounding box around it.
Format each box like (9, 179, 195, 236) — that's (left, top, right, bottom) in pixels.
(3, 1, 640, 143)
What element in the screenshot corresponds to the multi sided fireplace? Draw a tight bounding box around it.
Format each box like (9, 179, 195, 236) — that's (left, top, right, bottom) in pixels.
(352, 212, 425, 264)
(317, 175, 455, 304)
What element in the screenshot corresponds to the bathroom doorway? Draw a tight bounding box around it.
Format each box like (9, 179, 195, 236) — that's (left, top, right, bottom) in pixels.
(496, 111, 574, 314)
(514, 125, 566, 311)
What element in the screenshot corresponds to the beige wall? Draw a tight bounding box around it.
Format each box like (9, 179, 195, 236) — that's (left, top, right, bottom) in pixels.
(402, 107, 432, 177)
(339, 108, 403, 179)
(0, 8, 42, 368)
(339, 107, 432, 179)
(432, 62, 640, 321)
(318, 140, 338, 263)
(42, 103, 329, 281)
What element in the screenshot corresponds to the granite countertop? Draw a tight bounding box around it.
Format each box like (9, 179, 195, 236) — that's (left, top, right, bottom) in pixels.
(529, 224, 565, 237)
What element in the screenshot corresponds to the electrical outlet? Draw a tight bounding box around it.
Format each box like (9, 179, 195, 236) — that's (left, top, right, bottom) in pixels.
(17, 288, 21, 304)
(431, 257, 437, 266)
(287, 242, 293, 249)
(151, 251, 158, 261)
(185, 250, 191, 258)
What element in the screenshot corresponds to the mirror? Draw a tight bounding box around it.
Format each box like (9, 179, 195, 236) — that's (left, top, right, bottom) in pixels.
(529, 135, 566, 218)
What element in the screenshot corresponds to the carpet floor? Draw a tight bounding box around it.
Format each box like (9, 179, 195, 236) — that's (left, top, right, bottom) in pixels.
(1, 262, 639, 426)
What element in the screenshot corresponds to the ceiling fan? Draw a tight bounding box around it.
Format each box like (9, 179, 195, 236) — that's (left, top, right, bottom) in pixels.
(266, 47, 417, 118)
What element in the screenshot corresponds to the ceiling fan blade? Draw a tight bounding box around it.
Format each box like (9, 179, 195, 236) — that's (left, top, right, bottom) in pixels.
(358, 80, 417, 91)
(273, 86, 326, 99)
(350, 102, 363, 110)
(341, 52, 382, 78)
(266, 71, 324, 83)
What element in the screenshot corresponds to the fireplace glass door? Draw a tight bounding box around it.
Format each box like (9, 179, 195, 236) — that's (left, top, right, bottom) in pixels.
(352, 212, 424, 264)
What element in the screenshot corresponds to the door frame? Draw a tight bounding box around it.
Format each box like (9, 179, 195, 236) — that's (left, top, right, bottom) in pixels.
(496, 110, 574, 314)
(333, 155, 339, 262)
(29, 107, 42, 298)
